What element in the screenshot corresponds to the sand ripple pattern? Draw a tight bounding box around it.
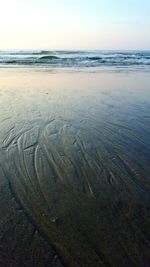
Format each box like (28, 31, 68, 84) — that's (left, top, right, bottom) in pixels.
(0, 71, 150, 267)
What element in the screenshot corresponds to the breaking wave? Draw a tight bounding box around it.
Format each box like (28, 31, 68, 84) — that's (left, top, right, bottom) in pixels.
(0, 50, 150, 68)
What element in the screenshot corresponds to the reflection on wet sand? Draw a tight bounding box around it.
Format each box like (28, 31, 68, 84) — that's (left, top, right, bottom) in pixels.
(0, 69, 150, 267)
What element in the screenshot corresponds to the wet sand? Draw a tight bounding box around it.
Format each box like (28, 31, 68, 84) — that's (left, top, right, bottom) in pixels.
(0, 68, 150, 267)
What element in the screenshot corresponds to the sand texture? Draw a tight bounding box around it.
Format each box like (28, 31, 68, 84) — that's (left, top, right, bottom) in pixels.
(0, 69, 150, 267)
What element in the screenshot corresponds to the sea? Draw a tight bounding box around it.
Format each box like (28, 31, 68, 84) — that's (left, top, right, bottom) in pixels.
(0, 50, 150, 68)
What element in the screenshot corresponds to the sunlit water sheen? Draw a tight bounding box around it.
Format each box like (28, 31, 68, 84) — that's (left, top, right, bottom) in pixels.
(0, 68, 150, 267)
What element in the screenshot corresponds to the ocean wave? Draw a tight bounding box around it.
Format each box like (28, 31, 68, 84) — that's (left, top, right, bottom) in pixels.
(0, 50, 150, 68)
(38, 55, 59, 60)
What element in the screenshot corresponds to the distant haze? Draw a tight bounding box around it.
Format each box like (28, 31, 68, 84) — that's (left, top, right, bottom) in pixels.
(0, 0, 150, 50)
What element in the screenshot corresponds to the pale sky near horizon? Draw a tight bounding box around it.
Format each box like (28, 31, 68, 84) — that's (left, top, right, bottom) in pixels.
(0, 0, 149, 50)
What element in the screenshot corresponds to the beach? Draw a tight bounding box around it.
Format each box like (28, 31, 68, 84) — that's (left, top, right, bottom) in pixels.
(0, 66, 150, 267)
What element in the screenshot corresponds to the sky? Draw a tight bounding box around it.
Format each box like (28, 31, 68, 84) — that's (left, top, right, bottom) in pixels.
(0, 0, 149, 50)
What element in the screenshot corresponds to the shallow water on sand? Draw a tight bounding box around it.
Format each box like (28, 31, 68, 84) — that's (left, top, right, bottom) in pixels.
(0, 68, 150, 267)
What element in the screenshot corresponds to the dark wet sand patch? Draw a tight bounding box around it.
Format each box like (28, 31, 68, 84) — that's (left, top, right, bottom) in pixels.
(0, 69, 150, 267)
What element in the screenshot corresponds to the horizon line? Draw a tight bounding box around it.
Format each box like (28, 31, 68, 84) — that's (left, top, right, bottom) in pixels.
(0, 48, 150, 51)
